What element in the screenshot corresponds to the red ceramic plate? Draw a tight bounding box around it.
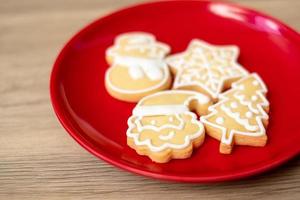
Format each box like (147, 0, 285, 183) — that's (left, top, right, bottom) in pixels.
(50, 0, 300, 182)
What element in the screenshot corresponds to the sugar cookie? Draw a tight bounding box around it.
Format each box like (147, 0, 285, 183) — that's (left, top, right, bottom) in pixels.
(127, 90, 212, 163)
(200, 73, 269, 154)
(105, 32, 171, 102)
(166, 39, 248, 100)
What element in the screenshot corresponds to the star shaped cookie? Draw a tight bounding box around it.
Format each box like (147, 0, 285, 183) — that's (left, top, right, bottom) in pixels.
(166, 39, 248, 100)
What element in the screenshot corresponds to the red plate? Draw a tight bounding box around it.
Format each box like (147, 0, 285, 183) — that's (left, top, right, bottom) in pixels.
(50, 0, 300, 182)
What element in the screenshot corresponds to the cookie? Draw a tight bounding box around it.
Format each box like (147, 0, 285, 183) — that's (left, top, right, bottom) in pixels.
(127, 90, 212, 163)
(105, 32, 171, 102)
(166, 39, 248, 100)
(200, 73, 269, 154)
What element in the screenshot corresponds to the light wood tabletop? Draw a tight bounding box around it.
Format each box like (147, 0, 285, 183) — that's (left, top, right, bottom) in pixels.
(1, 0, 300, 199)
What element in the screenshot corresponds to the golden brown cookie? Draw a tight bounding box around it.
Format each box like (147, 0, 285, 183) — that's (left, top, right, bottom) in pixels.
(127, 90, 212, 163)
(166, 39, 248, 100)
(200, 73, 269, 154)
(105, 32, 171, 102)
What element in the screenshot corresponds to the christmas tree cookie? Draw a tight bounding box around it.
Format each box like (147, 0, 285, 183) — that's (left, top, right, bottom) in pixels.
(200, 73, 270, 154)
(127, 90, 212, 163)
(105, 32, 171, 102)
(166, 39, 248, 100)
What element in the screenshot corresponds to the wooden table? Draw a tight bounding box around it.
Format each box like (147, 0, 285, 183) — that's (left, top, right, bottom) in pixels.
(1, 0, 300, 199)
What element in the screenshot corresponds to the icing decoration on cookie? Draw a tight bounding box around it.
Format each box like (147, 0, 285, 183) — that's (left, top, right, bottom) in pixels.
(166, 39, 248, 99)
(105, 32, 171, 102)
(200, 73, 269, 154)
(127, 90, 212, 163)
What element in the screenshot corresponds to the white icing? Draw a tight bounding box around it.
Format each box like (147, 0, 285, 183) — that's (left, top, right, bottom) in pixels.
(221, 104, 258, 131)
(105, 32, 171, 95)
(238, 94, 245, 99)
(233, 73, 268, 94)
(128, 65, 144, 79)
(234, 93, 259, 114)
(246, 111, 253, 118)
(113, 33, 170, 58)
(127, 36, 153, 45)
(159, 131, 175, 141)
(135, 90, 211, 108)
(230, 102, 238, 108)
(150, 120, 156, 125)
(105, 64, 170, 94)
(252, 80, 259, 86)
(127, 112, 204, 152)
(127, 90, 209, 152)
(238, 85, 245, 90)
(194, 47, 204, 54)
(216, 117, 224, 125)
(143, 63, 163, 81)
(201, 73, 269, 146)
(251, 95, 258, 101)
(110, 33, 170, 59)
(114, 56, 165, 81)
(167, 39, 249, 98)
(133, 105, 189, 116)
(234, 92, 269, 116)
(135, 114, 185, 132)
(184, 94, 210, 106)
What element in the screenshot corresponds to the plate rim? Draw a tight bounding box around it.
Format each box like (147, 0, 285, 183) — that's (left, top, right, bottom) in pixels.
(50, 0, 300, 183)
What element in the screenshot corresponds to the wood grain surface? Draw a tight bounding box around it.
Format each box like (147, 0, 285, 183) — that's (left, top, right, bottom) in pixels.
(1, 0, 300, 199)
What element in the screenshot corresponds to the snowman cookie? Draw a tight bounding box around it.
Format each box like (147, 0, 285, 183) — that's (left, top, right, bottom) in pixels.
(127, 90, 212, 163)
(166, 39, 248, 100)
(105, 32, 171, 102)
(200, 73, 269, 154)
